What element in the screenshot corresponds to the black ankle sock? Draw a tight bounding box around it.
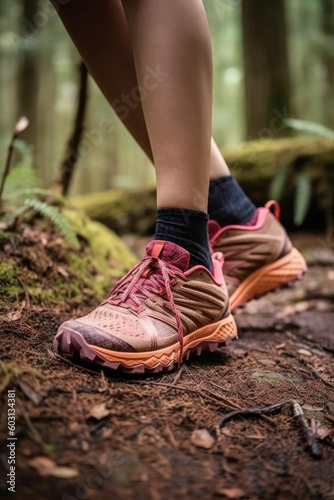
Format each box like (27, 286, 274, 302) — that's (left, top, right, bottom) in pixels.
(155, 208, 213, 272)
(208, 175, 256, 227)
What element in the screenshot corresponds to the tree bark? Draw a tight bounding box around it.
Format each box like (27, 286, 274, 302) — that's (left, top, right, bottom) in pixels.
(322, 0, 334, 129)
(57, 62, 89, 196)
(241, 0, 290, 139)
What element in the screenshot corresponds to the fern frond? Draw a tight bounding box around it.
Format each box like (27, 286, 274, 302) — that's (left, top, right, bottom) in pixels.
(2, 164, 41, 195)
(4, 187, 67, 205)
(2, 205, 28, 224)
(22, 199, 80, 249)
(269, 166, 289, 201)
(294, 174, 312, 226)
(284, 118, 334, 140)
(12, 138, 34, 163)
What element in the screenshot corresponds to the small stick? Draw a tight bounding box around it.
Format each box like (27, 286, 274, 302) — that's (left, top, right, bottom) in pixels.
(16, 275, 31, 309)
(291, 400, 322, 459)
(171, 364, 185, 385)
(218, 401, 288, 427)
(132, 380, 236, 409)
(165, 365, 185, 391)
(0, 117, 29, 210)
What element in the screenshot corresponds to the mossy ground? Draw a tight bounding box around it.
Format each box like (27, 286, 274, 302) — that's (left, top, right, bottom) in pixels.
(0, 208, 136, 311)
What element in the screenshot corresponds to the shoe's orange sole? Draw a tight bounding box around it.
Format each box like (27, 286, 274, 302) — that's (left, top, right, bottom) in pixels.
(229, 247, 307, 311)
(55, 314, 237, 374)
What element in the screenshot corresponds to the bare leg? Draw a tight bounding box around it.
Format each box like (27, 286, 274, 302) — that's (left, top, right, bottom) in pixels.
(52, 0, 229, 179)
(120, 0, 212, 211)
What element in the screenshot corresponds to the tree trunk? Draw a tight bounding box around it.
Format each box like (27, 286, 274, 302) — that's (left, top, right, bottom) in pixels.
(241, 0, 290, 139)
(322, 0, 334, 129)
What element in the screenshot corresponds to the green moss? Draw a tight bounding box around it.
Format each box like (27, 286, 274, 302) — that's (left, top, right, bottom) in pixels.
(63, 208, 137, 300)
(0, 263, 21, 306)
(26, 277, 71, 306)
(251, 370, 304, 386)
(222, 136, 334, 182)
(0, 209, 137, 309)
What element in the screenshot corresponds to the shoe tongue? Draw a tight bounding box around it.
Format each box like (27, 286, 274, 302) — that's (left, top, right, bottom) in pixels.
(145, 240, 190, 271)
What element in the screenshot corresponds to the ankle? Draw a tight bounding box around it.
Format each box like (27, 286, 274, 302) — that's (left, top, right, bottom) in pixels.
(155, 208, 213, 272)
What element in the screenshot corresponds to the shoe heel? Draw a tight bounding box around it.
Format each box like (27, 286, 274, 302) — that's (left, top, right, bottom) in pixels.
(230, 248, 307, 309)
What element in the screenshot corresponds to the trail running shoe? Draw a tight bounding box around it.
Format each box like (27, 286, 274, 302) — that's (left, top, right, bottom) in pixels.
(54, 240, 237, 374)
(209, 201, 307, 311)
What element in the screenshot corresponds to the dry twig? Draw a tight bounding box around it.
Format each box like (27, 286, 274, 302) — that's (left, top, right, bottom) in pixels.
(218, 401, 287, 428)
(57, 61, 88, 195)
(291, 400, 322, 459)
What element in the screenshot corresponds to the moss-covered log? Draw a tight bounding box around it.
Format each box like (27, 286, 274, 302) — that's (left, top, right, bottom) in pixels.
(71, 187, 157, 235)
(71, 136, 334, 233)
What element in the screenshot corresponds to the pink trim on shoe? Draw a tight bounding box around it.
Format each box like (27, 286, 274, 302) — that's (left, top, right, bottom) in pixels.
(210, 207, 270, 245)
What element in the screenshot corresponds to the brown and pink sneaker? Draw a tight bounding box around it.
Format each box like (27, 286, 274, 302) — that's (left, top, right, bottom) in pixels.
(209, 201, 307, 311)
(54, 240, 237, 374)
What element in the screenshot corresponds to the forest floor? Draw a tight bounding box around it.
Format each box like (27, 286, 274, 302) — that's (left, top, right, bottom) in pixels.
(0, 233, 334, 500)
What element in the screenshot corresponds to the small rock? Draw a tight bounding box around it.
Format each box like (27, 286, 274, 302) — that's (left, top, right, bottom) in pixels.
(190, 429, 214, 449)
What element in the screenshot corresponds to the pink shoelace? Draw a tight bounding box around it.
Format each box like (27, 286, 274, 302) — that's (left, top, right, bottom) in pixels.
(103, 255, 186, 365)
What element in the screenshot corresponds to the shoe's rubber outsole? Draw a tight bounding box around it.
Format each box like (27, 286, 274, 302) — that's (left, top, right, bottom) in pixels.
(54, 314, 237, 374)
(229, 247, 307, 311)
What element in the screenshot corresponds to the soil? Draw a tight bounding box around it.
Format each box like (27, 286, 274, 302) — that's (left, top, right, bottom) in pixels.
(0, 232, 334, 500)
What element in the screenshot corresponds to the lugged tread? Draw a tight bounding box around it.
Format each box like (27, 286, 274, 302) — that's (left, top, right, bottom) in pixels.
(54, 317, 237, 374)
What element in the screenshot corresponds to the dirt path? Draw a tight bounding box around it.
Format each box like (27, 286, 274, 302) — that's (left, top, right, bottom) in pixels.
(1, 237, 334, 500)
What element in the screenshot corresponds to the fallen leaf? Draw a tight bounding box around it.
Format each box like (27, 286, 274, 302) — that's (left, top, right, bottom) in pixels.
(280, 301, 310, 317)
(215, 487, 246, 498)
(221, 428, 234, 437)
(29, 456, 56, 472)
(18, 381, 42, 405)
(87, 402, 111, 421)
(44, 466, 79, 479)
(190, 429, 214, 449)
(101, 428, 113, 439)
(81, 441, 90, 452)
(302, 405, 324, 412)
(315, 422, 332, 440)
(257, 358, 276, 366)
(57, 266, 69, 278)
(298, 349, 312, 357)
(245, 434, 265, 440)
(0, 310, 22, 322)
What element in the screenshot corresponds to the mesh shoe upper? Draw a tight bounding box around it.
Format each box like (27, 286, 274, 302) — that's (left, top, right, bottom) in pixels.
(59, 240, 230, 355)
(209, 205, 293, 296)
